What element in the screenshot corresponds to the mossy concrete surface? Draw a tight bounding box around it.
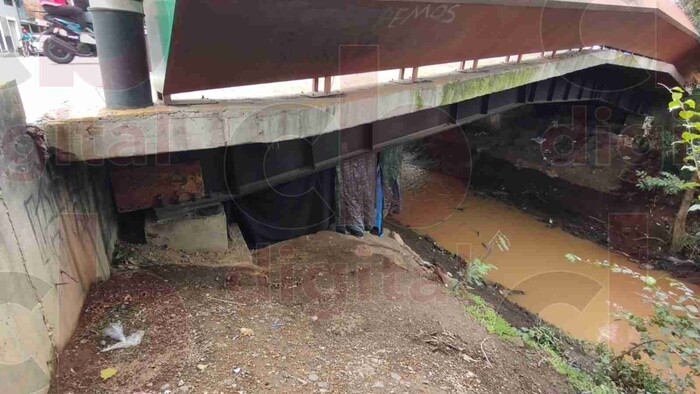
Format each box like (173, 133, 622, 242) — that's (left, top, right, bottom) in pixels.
(41, 49, 682, 161)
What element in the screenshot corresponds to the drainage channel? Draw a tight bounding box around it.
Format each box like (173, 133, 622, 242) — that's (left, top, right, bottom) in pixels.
(390, 163, 699, 360)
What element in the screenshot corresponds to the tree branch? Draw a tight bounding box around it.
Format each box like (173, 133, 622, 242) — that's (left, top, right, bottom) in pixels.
(610, 340, 665, 364)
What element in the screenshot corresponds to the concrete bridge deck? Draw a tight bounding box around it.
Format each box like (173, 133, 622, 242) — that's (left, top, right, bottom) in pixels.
(42, 49, 681, 162)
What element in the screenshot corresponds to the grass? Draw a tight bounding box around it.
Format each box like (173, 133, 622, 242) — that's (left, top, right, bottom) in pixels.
(544, 347, 614, 393)
(463, 294, 519, 339)
(462, 293, 618, 393)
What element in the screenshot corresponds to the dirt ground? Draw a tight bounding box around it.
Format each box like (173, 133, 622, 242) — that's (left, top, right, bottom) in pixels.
(51, 231, 573, 394)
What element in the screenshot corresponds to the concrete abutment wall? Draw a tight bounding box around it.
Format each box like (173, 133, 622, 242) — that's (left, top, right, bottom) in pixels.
(0, 81, 118, 393)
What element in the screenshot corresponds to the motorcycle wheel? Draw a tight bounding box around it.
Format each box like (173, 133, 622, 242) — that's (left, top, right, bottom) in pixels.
(44, 38, 75, 64)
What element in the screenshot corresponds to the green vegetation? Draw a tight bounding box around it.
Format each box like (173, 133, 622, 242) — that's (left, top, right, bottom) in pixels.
(679, 0, 700, 32)
(586, 87, 700, 391)
(464, 294, 519, 339)
(460, 231, 508, 287)
(566, 94, 700, 389)
(566, 253, 700, 392)
(464, 258, 497, 287)
(462, 289, 678, 393)
(520, 323, 562, 353)
(636, 87, 700, 252)
(450, 82, 700, 394)
(636, 170, 686, 196)
(462, 293, 611, 392)
(544, 348, 608, 393)
(593, 344, 671, 394)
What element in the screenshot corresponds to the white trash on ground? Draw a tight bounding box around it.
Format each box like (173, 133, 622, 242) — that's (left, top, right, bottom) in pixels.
(101, 321, 145, 352)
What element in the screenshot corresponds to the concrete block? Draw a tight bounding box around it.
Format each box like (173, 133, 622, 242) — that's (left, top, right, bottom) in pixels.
(145, 203, 228, 252)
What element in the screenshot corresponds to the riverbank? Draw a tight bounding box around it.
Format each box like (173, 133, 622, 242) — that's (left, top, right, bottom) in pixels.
(50, 231, 574, 393)
(385, 219, 686, 393)
(388, 161, 699, 391)
(385, 220, 597, 364)
(390, 164, 700, 347)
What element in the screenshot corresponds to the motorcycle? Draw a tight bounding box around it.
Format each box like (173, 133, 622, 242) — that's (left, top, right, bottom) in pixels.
(43, 14, 96, 64)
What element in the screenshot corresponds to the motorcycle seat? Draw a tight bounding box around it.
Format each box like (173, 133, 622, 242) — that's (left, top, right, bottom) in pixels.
(44, 14, 93, 30)
(45, 14, 80, 24)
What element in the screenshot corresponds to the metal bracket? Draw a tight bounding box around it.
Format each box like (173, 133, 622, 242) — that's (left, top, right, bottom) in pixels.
(456, 59, 483, 73)
(305, 76, 343, 98)
(394, 66, 428, 84)
(157, 92, 221, 106)
(157, 91, 172, 105)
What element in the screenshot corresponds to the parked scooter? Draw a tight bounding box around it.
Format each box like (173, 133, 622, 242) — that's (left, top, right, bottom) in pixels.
(43, 14, 96, 64)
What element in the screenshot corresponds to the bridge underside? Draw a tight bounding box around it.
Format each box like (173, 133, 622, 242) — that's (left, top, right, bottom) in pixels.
(61, 50, 676, 214)
(43, 50, 678, 164)
(227, 65, 666, 197)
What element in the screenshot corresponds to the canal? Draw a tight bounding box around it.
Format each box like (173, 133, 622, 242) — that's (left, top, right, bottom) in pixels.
(391, 163, 700, 354)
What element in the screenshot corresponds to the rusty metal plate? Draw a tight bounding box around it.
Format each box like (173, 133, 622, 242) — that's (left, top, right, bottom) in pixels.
(146, 0, 700, 95)
(110, 161, 205, 213)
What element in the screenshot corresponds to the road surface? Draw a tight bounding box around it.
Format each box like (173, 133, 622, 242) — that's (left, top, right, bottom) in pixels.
(0, 55, 105, 122)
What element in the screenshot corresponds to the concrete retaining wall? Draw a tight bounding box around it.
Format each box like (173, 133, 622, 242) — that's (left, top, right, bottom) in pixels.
(0, 81, 118, 393)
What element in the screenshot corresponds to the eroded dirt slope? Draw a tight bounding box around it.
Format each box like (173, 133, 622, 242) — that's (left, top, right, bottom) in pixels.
(51, 231, 572, 393)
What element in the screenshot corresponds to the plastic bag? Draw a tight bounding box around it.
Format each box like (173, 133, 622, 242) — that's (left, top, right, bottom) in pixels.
(103, 322, 126, 342)
(101, 321, 145, 352)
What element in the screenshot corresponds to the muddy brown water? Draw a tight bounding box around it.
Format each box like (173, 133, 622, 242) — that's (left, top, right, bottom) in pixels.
(392, 168, 700, 354)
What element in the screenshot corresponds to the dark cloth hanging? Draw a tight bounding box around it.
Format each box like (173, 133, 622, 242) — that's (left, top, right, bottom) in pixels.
(231, 168, 335, 249)
(371, 163, 384, 236)
(336, 154, 377, 236)
(380, 145, 403, 216)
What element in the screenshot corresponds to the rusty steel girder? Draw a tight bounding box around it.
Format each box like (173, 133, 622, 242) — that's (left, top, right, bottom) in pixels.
(225, 66, 665, 196)
(145, 0, 700, 96)
(110, 161, 205, 212)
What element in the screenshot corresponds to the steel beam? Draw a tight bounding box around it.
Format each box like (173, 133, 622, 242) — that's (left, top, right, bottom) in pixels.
(146, 0, 700, 95)
(110, 161, 205, 213)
